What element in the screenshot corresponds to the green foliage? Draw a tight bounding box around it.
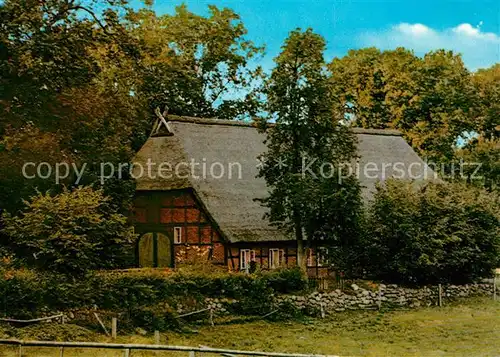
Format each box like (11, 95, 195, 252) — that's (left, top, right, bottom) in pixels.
(0, 1, 263, 215)
(15, 324, 96, 342)
(457, 64, 500, 192)
(363, 179, 500, 285)
(260, 267, 307, 293)
(1, 187, 136, 275)
(329, 48, 476, 163)
(125, 4, 265, 119)
(259, 28, 362, 270)
(97, 268, 305, 309)
(0, 0, 149, 213)
(128, 304, 180, 331)
(471, 64, 500, 141)
(0, 268, 48, 319)
(457, 137, 500, 192)
(0, 268, 308, 319)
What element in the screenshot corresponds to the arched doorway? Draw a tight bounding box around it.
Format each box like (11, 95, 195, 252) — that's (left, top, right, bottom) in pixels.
(138, 232, 173, 267)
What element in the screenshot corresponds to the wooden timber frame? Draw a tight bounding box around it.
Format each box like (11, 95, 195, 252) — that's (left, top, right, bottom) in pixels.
(132, 188, 331, 276)
(132, 188, 227, 268)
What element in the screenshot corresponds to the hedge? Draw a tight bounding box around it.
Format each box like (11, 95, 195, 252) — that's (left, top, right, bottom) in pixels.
(0, 267, 307, 319)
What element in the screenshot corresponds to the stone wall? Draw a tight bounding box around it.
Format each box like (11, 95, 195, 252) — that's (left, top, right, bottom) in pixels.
(205, 283, 494, 317)
(274, 283, 494, 315)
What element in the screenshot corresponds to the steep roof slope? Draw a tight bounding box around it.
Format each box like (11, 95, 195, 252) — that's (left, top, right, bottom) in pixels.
(134, 116, 433, 242)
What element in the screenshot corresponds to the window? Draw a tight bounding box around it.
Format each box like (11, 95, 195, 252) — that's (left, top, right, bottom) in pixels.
(240, 249, 256, 272)
(173, 227, 182, 244)
(269, 248, 285, 269)
(317, 247, 329, 267)
(306, 248, 314, 266)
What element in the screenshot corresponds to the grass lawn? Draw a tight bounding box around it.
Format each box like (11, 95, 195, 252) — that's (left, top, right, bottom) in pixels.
(1, 297, 499, 357)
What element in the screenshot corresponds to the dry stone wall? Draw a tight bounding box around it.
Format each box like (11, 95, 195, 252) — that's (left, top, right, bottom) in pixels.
(274, 283, 494, 315)
(205, 283, 494, 316)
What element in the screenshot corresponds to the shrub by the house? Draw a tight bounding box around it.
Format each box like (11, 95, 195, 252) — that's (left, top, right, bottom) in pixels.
(1, 186, 136, 275)
(363, 179, 500, 285)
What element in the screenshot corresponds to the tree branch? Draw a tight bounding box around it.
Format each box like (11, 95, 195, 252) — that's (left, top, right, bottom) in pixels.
(69, 5, 110, 34)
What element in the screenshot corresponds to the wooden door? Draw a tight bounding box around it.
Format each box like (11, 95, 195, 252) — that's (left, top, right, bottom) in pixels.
(138, 232, 172, 267)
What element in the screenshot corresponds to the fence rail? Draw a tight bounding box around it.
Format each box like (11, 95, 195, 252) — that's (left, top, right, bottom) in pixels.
(0, 339, 341, 357)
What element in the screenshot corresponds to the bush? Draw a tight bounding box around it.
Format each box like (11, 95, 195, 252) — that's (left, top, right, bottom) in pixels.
(364, 180, 500, 285)
(128, 304, 180, 332)
(15, 324, 96, 341)
(0, 268, 308, 319)
(260, 267, 307, 293)
(0, 267, 48, 319)
(1, 186, 136, 275)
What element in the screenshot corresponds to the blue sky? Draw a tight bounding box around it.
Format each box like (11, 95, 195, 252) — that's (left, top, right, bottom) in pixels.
(147, 0, 500, 71)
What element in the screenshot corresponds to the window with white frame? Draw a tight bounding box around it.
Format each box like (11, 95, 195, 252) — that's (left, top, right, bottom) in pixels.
(306, 248, 314, 266)
(269, 248, 285, 269)
(173, 227, 182, 244)
(240, 249, 255, 271)
(317, 247, 329, 266)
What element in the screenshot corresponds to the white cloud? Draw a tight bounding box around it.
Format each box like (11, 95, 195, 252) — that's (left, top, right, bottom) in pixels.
(397, 23, 434, 36)
(359, 23, 500, 70)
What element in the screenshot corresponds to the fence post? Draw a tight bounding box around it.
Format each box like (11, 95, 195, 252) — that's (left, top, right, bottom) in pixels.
(59, 346, 64, 357)
(124, 348, 130, 357)
(112, 317, 117, 339)
(18, 345, 22, 357)
(189, 351, 196, 357)
(154, 330, 160, 345)
(494, 274, 497, 301)
(438, 284, 442, 307)
(209, 308, 214, 327)
(377, 285, 382, 310)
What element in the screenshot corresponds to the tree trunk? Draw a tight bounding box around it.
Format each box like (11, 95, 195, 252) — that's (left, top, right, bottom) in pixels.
(297, 237, 307, 273)
(295, 218, 307, 274)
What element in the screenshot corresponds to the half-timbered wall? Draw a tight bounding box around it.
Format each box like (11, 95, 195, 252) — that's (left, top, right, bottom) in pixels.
(132, 189, 225, 267)
(228, 243, 328, 276)
(132, 189, 329, 276)
(227, 243, 297, 271)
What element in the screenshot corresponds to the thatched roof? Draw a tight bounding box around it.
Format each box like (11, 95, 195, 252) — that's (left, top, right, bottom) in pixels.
(134, 116, 433, 243)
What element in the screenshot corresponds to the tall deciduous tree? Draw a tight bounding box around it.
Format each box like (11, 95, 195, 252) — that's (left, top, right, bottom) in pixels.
(126, 4, 265, 119)
(0, 0, 150, 213)
(329, 48, 475, 163)
(0, 1, 266, 214)
(458, 64, 500, 192)
(258, 29, 361, 272)
(472, 64, 500, 141)
(457, 137, 500, 192)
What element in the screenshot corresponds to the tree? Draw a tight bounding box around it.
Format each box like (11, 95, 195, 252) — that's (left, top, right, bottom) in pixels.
(0, 1, 265, 215)
(126, 4, 265, 119)
(0, 0, 137, 132)
(457, 137, 500, 192)
(329, 47, 391, 128)
(364, 180, 500, 285)
(329, 48, 475, 163)
(471, 64, 500, 141)
(1, 186, 136, 275)
(405, 51, 475, 163)
(0, 0, 152, 213)
(258, 28, 361, 272)
(452, 64, 500, 192)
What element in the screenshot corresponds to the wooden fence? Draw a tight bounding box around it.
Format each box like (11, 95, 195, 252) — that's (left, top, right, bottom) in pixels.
(308, 276, 344, 291)
(0, 339, 341, 357)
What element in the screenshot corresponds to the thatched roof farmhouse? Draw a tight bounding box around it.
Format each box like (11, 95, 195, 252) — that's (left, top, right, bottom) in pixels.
(131, 116, 433, 273)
